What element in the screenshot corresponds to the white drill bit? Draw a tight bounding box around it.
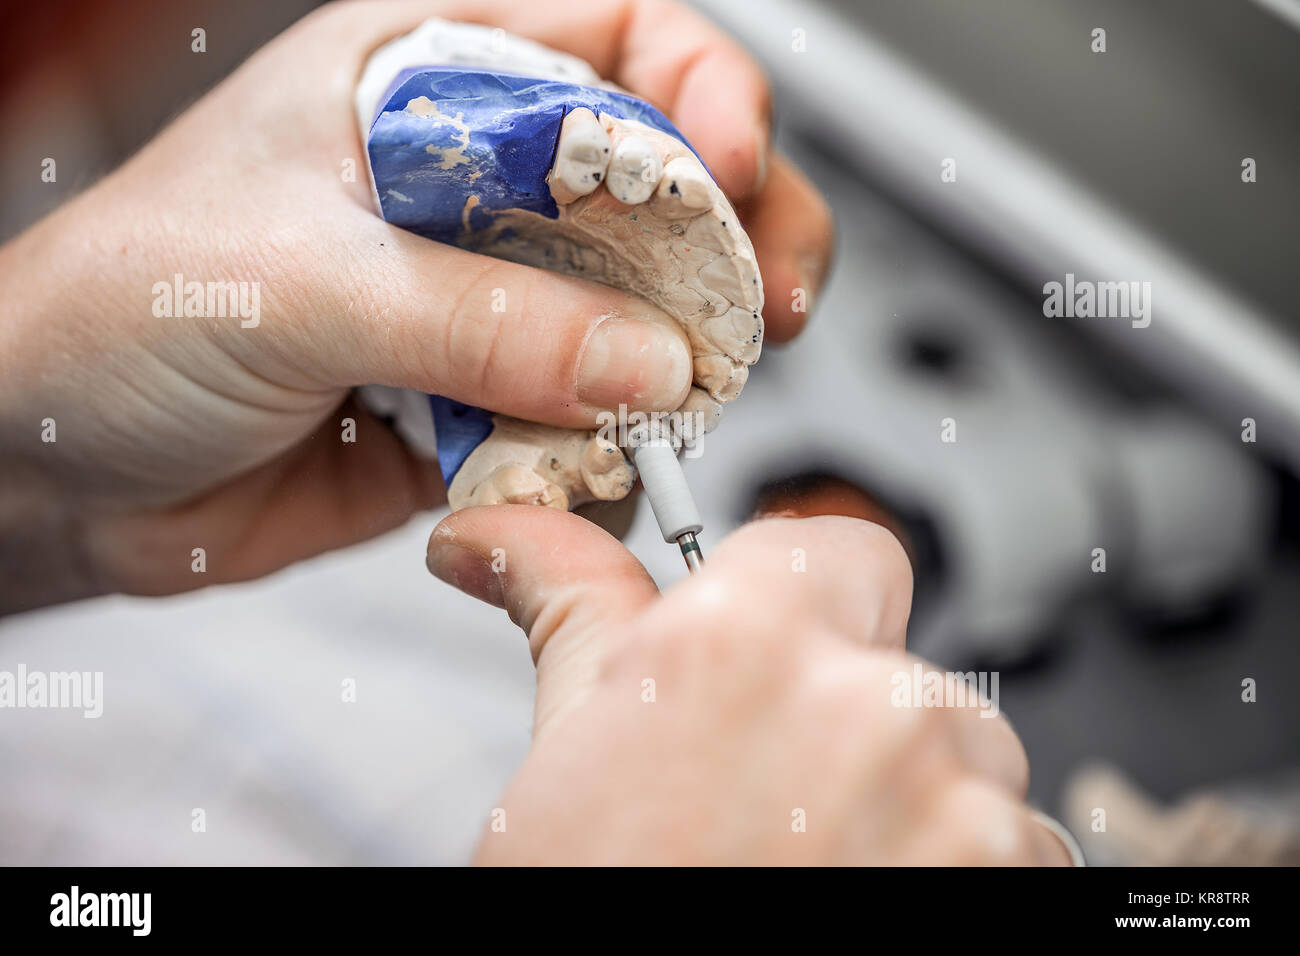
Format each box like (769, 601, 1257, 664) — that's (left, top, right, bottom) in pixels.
(625, 421, 704, 573)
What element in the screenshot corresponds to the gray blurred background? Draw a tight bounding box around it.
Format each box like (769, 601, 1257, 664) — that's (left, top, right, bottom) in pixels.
(2, 0, 1298, 864)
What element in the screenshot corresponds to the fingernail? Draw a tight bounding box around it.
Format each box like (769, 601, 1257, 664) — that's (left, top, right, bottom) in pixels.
(427, 543, 505, 608)
(576, 314, 691, 412)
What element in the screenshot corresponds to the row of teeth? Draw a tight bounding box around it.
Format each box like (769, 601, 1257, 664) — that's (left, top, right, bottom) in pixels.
(547, 108, 761, 412)
(549, 107, 715, 215)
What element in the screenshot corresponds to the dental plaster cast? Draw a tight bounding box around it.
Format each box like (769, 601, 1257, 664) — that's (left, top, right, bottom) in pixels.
(355, 19, 763, 511)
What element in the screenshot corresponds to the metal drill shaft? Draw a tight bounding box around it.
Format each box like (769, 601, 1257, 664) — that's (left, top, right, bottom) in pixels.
(678, 531, 704, 573)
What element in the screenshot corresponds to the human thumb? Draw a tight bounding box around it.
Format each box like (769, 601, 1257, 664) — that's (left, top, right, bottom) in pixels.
(426, 505, 660, 736)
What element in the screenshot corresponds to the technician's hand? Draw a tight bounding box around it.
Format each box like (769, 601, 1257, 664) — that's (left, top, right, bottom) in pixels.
(0, 0, 832, 612)
(427, 509, 1073, 865)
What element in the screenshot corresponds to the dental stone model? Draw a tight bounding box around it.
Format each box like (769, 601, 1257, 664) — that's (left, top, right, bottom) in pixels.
(355, 19, 763, 511)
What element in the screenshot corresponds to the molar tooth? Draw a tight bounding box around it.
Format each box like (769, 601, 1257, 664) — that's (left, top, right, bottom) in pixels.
(606, 136, 662, 205)
(548, 108, 610, 204)
(652, 157, 714, 217)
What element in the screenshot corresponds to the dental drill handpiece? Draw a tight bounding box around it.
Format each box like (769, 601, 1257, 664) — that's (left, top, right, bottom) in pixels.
(625, 422, 704, 573)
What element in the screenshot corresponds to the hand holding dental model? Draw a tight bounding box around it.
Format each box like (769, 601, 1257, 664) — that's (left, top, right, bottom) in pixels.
(356, 16, 764, 564)
(354, 19, 769, 576)
(0, 0, 830, 608)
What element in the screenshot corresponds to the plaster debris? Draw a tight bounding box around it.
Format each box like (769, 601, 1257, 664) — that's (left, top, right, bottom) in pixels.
(405, 96, 473, 169)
